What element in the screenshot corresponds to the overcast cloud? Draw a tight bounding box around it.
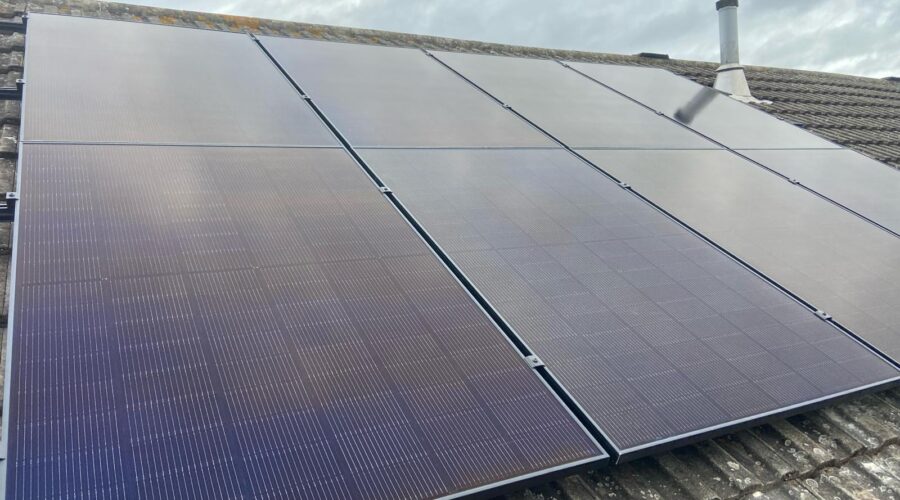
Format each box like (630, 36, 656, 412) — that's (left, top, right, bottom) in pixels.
(136, 0, 899, 78)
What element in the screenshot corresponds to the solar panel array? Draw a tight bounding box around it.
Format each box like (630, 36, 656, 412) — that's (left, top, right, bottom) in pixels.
(5, 12, 900, 499)
(6, 14, 607, 499)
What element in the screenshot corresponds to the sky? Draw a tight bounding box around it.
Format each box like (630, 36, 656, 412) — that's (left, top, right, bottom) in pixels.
(135, 0, 899, 78)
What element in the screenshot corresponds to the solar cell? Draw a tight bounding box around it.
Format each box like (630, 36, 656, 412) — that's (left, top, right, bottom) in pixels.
(566, 62, 838, 150)
(580, 149, 900, 363)
(4, 145, 605, 498)
(739, 149, 900, 234)
(433, 51, 714, 149)
(24, 14, 337, 146)
(359, 148, 899, 458)
(258, 36, 556, 148)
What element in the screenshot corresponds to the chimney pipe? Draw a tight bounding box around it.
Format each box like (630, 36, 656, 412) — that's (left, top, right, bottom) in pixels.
(713, 0, 767, 104)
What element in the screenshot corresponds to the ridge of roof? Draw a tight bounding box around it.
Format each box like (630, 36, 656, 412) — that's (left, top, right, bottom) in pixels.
(0, 2, 898, 500)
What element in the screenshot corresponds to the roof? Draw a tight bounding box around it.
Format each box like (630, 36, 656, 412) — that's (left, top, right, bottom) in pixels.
(0, 1, 898, 499)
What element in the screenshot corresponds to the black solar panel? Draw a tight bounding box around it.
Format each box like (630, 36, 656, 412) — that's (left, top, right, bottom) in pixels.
(580, 149, 900, 364)
(566, 62, 838, 150)
(359, 148, 899, 457)
(24, 14, 337, 146)
(433, 52, 714, 149)
(5, 145, 605, 498)
(258, 36, 556, 148)
(739, 149, 900, 234)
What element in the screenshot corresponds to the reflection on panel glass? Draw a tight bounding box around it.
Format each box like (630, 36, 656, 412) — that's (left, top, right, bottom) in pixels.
(7, 144, 604, 499)
(582, 149, 900, 363)
(361, 148, 898, 457)
(435, 51, 714, 149)
(24, 14, 337, 146)
(260, 37, 556, 148)
(568, 63, 838, 150)
(740, 149, 900, 234)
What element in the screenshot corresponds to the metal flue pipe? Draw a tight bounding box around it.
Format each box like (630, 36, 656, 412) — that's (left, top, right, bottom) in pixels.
(713, 0, 766, 103)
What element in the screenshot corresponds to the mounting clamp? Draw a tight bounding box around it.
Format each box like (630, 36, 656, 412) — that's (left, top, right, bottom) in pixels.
(0, 18, 26, 34)
(814, 309, 832, 321)
(618, 181, 631, 189)
(0, 192, 17, 222)
(299, 94, 311, 100)
(524, 355, 544, 369)
(501, 103, 511, 109)
(379, 186, 392, 194)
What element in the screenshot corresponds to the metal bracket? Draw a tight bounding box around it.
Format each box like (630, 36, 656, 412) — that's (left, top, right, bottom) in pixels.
(299, 94, 311, 100)
(422, 50, 433, 57)
(788, 177, 800, 185)
(559, 62, 570, 68)
(618, 181, 631, 189)
(379, 186, 392, 194)
(0, 79, 23, 100)
(655, 110, 665, 115)
(814, 310, 832, 321)
(0, 192, 17, 222)
(501, 103, 511, 109)
(524, 355, 544, 369)
(0, 18, 26, 34)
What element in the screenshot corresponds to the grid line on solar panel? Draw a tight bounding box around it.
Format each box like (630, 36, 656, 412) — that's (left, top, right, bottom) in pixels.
(23, 14, 338, 146)
(358, 148, 900, 457)
(257, 35, 558, 148)
(5, 144, 604, 499)
(563, 61, 839, 150)
(430, 51, 716, 150)
(578, 149, 900, 365)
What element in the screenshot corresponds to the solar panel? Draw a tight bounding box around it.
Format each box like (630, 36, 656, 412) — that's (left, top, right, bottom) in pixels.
(739, 149, 900, 234)
(433, 52, 714, 149)
(359, 148, 899, 458)
(24, 14, 337, 146)
(566, 62, 838, 150)
(580, 149, 900, 363)
(5, 145, 605, 498)
(258, 37, 556, 148)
